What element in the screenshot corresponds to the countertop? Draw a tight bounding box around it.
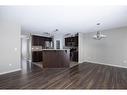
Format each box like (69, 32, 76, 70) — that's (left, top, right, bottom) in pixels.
(32, 49, 70, 51)
(42, 49, 69, 51)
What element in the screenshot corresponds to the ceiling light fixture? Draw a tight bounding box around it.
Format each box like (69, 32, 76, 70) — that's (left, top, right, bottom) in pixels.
(93, 23, 107, 40)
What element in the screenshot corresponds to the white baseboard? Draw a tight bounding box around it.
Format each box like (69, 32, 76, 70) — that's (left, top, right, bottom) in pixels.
(83, 61, 127, 69)
(0, 68, 21, 75)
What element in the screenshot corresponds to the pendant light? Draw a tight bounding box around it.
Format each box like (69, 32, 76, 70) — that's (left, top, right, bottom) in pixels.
(93, 23, 107, 40)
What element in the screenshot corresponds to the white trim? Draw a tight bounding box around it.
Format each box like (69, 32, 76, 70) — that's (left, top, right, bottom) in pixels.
(82, 61, 127, 69)
(0, 68, 21, 75)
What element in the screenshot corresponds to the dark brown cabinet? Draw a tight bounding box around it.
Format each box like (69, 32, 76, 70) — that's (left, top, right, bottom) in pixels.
(72, 50, 78, 62)
(32, 51, 43, 62)
(65, 35, 78, 62)
(32, 36, 39, 46)
(32, 35, 52, 46)
(70, 48, 78, 62)
(65, 36, 78, 47)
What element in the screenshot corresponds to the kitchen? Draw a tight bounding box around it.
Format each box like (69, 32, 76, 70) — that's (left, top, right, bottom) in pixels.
(21, 32, 78, 69)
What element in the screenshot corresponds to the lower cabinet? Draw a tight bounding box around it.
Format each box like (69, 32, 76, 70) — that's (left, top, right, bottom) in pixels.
(70, 48, 78, 62)
(32, 51, 43, 62)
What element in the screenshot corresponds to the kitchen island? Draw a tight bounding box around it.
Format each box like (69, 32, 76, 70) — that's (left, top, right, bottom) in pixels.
(42, 49, 70, 68)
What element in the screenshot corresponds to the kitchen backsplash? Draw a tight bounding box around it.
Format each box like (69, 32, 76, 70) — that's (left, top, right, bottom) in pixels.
(32, 46, 42, 51)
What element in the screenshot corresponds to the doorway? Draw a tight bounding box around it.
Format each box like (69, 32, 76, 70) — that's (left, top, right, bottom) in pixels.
(21, 35, 32, 71)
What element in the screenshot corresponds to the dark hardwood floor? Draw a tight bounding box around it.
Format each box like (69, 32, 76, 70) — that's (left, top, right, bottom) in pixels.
(0, 61, 127, 89)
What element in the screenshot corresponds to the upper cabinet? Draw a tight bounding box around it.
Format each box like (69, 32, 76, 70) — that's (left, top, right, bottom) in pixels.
(32, 35, 52, 46)
(65, 35, 78, 47)
(32, 35, 39, 46)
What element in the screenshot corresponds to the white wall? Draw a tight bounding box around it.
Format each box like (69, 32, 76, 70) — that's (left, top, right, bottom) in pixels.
(78, 33, 85, 63)
(0, 21, 21, 74)
(79, 27, 127, 68)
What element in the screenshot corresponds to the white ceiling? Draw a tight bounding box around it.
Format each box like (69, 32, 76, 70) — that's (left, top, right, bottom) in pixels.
(0, 6, 127, 34)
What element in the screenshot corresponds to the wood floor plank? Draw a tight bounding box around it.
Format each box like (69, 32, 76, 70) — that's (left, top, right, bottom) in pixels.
(0, 62, 127, 89)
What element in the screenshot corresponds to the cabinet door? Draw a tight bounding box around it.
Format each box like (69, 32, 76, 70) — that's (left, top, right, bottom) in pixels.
(32, 35, 52, 46)
(32, 51, 42, 62)
(38, 36, 42, 46)
(32, 36, 39, 46)
(65, 37, 70, 46)
(38, 51, 43, 61)
(75, 36, 78, 46)
(32, 51, 38, 62)
(65, 38, 67, 46)
(72, 51, 78, 62)
(48, 38, 52, 41)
